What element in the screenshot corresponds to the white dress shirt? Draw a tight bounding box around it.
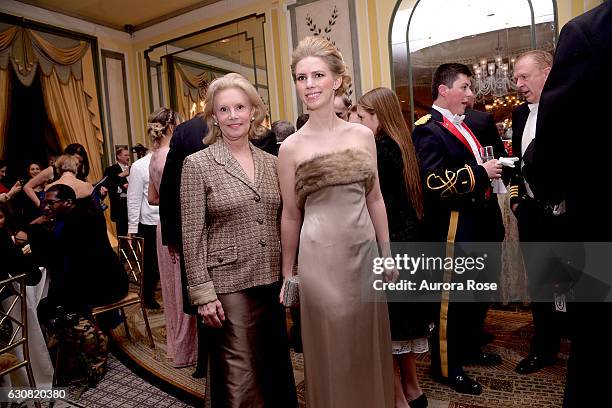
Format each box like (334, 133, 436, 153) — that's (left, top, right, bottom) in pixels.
(127, 153, 159, 233)
(521, 103, 538, 198)
(433, 104, 483, 164)
(117, 162, 129, 196)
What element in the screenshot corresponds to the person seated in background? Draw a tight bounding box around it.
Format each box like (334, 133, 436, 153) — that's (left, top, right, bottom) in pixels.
(23, 144, 90, 209)
(30, 184, 128, 324)
(0, 208, 41, 288)
(0, 160, 10, 194)
(9, 161, 45, 227)
(0, 160, 22, 204)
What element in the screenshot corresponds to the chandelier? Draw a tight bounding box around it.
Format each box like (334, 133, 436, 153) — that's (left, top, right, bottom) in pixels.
(472, 56, 518, 101)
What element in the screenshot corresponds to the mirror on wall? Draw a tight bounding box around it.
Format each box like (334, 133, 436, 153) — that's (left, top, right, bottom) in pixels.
(390, 0, 557, 133)
(145, 14, 268, 121)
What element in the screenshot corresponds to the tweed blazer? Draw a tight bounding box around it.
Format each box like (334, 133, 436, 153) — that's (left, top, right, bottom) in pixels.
(180, 139, 282, 305)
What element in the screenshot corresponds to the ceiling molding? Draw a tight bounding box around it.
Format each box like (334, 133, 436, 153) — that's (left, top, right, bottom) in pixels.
(14, 0, 222, 32)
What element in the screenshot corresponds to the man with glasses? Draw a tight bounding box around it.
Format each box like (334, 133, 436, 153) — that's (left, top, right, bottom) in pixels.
(33, 184, 128, 321)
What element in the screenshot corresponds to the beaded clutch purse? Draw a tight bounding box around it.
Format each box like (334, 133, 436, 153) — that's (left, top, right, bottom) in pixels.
(282, 276, 300, 308)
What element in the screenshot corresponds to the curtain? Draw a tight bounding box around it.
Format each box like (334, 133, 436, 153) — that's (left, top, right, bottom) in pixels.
(0, 27, 16, 158)
(0, 26, 17, 49)
(0, 68, 9, 159)
(174, 67, 193, 120)
(175, 63, 213, 119)
(0, 25, 103, 181)
(40, 72, 103, 183)
(28, 30, 88, 66)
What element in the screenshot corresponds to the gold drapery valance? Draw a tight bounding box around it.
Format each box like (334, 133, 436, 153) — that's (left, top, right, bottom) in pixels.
(0, 26, 88, 86)
(0, 25, 103, 182)
(175, 62, 217, 102)
(174, 63, 220, 119)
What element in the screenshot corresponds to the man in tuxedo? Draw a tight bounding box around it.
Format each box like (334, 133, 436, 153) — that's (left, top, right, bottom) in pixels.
(159, 113, 208, 377)
(464, 98, 508, 349)
(529, 3, 612, 406)
(507, 50, 567, 375)
(104, 146, 130, 236)
(413, 63, 504, 395)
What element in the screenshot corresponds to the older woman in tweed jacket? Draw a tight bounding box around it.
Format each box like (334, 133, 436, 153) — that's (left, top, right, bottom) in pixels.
(180, 73, 297, 408)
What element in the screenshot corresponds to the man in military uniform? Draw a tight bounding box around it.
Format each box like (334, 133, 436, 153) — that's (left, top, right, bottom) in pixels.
(412, 63, 504, 395)
(508, 50, 566, 375)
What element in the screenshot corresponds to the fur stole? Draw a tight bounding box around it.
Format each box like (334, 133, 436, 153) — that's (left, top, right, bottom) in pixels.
(294, 149, 375, 209)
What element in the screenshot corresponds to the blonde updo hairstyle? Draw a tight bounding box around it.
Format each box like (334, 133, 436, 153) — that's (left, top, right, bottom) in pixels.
(147, 107, 183, 147)
(291, 36, 352, 96)
(54, 154, 80, 176)
(203, 73, 267, 145)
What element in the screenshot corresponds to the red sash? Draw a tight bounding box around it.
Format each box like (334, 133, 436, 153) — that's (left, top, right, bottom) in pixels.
(439, 116, 483, 161)
(438, 116, 491, 198)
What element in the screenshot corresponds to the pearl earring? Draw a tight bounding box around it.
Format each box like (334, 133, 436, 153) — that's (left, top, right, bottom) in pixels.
(251, 117, 255, 121)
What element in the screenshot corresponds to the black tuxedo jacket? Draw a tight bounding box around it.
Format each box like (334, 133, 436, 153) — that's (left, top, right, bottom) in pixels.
(159, 116, 208, 314)
(413, 108, 504, 242)
(531, 2, 611, 241)
(508, 103, 530, 205)
(103, 162, 128, 221)
(159, 116, 208, 247)
(464, 108, 507, 157)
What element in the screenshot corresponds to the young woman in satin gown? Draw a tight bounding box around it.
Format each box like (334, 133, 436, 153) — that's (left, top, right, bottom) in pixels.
(278, 36, 396, 408)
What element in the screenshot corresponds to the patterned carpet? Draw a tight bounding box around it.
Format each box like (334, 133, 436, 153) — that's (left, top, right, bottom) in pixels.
(108, 299, 568, 408)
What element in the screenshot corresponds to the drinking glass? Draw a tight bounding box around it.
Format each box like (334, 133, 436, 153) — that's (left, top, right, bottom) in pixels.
(479, 145, 494, 162)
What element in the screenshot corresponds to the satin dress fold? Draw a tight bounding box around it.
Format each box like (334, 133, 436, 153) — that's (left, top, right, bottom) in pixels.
(295, 149, 394, 408)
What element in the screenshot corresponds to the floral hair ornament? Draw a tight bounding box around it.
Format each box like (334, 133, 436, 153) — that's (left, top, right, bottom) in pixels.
(147, 122, 165, 133)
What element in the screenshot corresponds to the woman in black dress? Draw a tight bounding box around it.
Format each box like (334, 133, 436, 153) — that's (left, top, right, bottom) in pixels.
(352, 87, 432, 408)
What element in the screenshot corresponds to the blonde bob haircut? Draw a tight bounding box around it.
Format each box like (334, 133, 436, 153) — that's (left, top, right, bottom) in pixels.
(54, 154, 80, 176)
(203, 73, 267, 145)
(291, 36, 352, 97)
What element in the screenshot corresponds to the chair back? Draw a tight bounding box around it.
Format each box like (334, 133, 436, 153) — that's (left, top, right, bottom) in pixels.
(0, 273, 31, 377)
(117, 236, 146, 299)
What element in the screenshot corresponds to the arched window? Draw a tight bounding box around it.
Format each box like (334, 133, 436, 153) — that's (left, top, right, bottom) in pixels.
(389, 0, 557, 131)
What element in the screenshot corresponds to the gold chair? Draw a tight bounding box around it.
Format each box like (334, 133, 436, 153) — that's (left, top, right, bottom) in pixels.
(91, 236, 155, 348)
(0, 273, 42, 408)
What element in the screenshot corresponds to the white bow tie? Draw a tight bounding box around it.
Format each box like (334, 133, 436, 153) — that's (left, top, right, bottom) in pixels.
(452, 114, 465, 126)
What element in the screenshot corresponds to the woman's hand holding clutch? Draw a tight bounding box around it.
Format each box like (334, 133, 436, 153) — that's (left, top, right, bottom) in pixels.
(280, 276, 300, 308)
(198, 300, 226, 328)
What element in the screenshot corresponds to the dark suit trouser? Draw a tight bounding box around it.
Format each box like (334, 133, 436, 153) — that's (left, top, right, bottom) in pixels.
(517, 198, 570, 358)
(113, 198, 128, 237)
(115, 219, 128, 237)
(564, 302, 611, 407)
(137, 223, 160, 304)
(430, 245, 500, 377)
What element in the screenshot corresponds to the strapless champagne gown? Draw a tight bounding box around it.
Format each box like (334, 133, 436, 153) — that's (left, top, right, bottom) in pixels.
(295, 149, 393, 408)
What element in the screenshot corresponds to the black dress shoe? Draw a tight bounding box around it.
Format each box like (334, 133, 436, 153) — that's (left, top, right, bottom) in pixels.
(408, 393, 428, 408)
(464, 351, 502, 366)
(191, 366, 206, 378)
(515, 354, 556, 374)
(441, 373, 483, 395)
